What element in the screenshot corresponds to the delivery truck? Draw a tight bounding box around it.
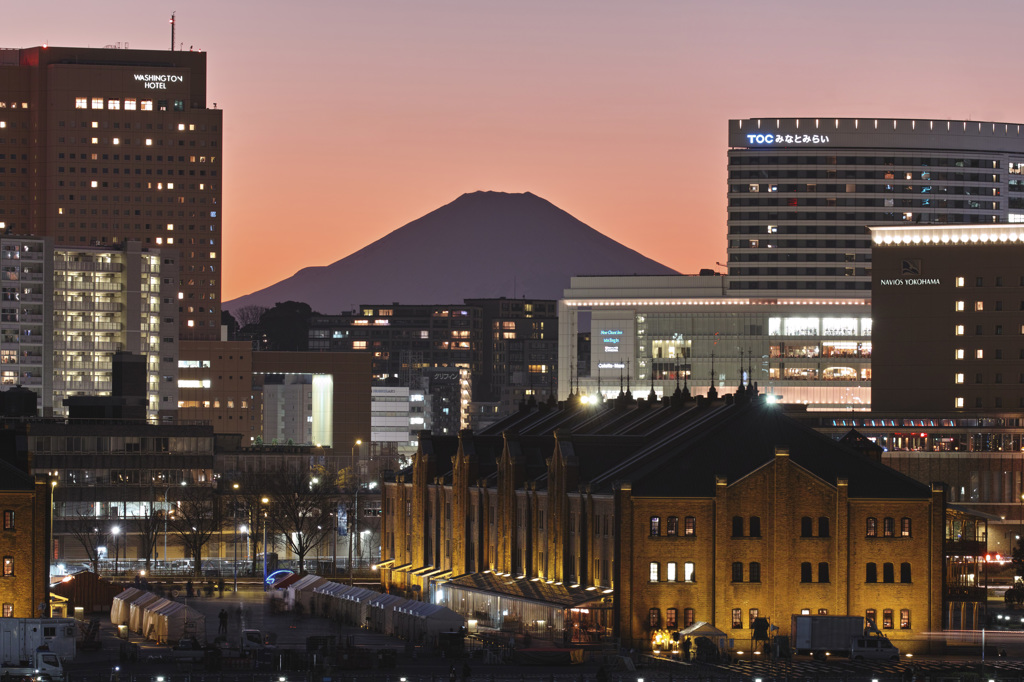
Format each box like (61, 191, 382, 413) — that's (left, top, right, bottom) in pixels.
(790, 615, 899, 660)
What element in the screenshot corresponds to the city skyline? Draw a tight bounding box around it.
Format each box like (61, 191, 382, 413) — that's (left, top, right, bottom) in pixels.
(7, 0, 1023, 305)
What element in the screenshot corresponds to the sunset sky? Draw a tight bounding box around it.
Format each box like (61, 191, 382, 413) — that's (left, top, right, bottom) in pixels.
(7, 1, 1023, 301)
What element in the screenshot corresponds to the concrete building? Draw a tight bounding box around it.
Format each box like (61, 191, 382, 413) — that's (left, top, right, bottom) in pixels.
(558, 275, 871, 411)
(380, 393, 947, 653)
(0, 236, 177, 421)
(0, 45, 223, 340)
(728, 117, 1024, 295)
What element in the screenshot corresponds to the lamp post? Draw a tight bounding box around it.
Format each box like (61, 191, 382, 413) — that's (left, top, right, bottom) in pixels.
(164, 481, 186, 568)
(48, 478, 57, 580)
(261, 497, 269, 591)
(111, 526, 121, 575)
(231, 483, 240, 591)
(348, 485, 359, 585)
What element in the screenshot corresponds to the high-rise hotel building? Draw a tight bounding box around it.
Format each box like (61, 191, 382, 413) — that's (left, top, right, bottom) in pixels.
(0, 46, 222, 340)
(727, 118, 1024, 295)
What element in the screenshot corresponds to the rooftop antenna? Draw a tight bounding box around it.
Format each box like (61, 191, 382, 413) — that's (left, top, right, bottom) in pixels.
(170, 12, 176, 52)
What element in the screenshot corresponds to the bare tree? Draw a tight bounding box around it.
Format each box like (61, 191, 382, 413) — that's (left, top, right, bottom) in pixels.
(266, 466, 341, 574)
(168, 485, 221, 577)
(233, 305, 268, 328)
(66, 514, 106, 574)
(135, 507, 164, 573)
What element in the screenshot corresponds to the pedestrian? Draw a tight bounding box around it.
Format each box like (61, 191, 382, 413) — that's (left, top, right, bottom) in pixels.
(185, 580, 193, 598)
(218, 608, 228, 636)
(682, 637, 692, 662)
(217, 577, 225, 597)
(449, 664, 457, 682)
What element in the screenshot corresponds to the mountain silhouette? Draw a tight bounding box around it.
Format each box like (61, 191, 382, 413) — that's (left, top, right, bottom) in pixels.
(226, 191, 678, 314)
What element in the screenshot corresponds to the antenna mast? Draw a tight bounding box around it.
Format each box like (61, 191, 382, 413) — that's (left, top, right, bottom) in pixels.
(170, 12, 176, 51)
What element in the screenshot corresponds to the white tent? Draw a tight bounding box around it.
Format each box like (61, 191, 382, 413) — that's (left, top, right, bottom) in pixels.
(128, 592, 163, 633)
(286, 574, 329, 612)
(393, 601, 464, 644)
(367, 593, 406, 635)
(678, 621, 729, 654)
(312, 582, 352, 620)
(337, 586, 379, 627)
(142, 600, 207, 644)
(110, 588, 146, 626)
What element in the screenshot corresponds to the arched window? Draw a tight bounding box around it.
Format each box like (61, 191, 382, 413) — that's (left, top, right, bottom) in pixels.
(684, 516, 696, 536)
(749, 516, 762, 537)
(749, 562, 761, 583)
(900, 562, 911, 583)
(818, 516, 830, 537)
(883, 517, 895, 537)
(900, 609, 911, 629)
(650, 516, 661, 537)
(901, 517, 912, 537)
(866, 517, 877, 537)
(732, 562, 744, 582)
(866, 609, 876, 627)
(649, 562, 659, 582)
(666, 516, 679, 536)
(649, 608, 660, 628)
(882, 609, 894, 629)
(801, 516, 813, 537)
(666, 608, 678, 628)
(883, 562, 895, 583)
(800, 562, 812, 582)
(866, 562, 877, 583)
(818, 562, 830, 583)
(683, 607, 695, 628)
(732, 516, 744, 537)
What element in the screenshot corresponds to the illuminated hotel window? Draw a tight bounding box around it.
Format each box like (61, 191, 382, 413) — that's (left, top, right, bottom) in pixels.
(141, 100, 153, 111)
(955, 325, 964, 335)
(955, 301, 965, 311)
(956, 277, 965, 287)
(145, 139, 153, 146)
(353, 341, 367, 350)
(955, 397, 964, 408)
(955, 373, 964, 384)
(955, 349, 965, 359)
(90, 138, 98, 144)
(107, 99, 120, 110)
(975, 301, 984, 311)
(91, 98, 103, 109)
(75, 97, 87, 109)
(125, 98, 137, 110)
(976, 349, 984, 359)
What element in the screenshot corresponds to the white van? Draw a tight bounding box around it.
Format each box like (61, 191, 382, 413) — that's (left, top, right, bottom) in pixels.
(850, 635, 900, 661)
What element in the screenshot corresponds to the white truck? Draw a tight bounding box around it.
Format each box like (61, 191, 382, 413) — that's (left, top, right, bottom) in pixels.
(0, 619, 76, 675)
(790, 615, 899, 661)
(0, 649, 65, 681)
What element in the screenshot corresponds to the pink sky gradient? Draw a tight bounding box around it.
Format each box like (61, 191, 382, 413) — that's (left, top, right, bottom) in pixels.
(6, 1, 1022, 302)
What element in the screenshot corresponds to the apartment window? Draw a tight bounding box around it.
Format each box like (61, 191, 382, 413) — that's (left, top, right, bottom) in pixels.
(866, 517, 877, 537)
(666, 516, 678, 536)
(1, 511, 11, 531)
(866, 609, 877, 627)
(75, 97, 88, 109)
(956, 325, 964, 335)
(955, 349, 965, 359)
(732, 562, 744, 582)
(818, 517, 830, 537)
(976, 349, 984, 359)
(818, 562, 830, 583)
(955, 373, 965, 384)
(649, 562, 659, 582)
(749, 516, 761, 537)
(866, 563, 878, 583)
(749, 608, 759, 628)
(731, 608, 742, 629)
(666, 562, 677, 582)
(800, 562, 812, 583)
(955, 301, 965, 311)
(650, 516, 661, 537)
(732, 516, 743, 537)
(882, 609, 894, 629)
(901, 562, 912, 583)
(900, 609, 911, 629)
(975, 301, 984, 311)
(801, 516, 813, 537)
(955, 276, 965, 287)
(648, 608, 660, 628)
(901, 517, 912, 537)
(2, 557, 11, 576)
(666, 608, 678, 629)
(684, 516, 696, 536)
(883, 517, 895, 537)
(883, 562, 895, 583)
(956, 397, 964, 408)
(683, 562, 695, 583)
(683, 608, 695, 627)
(749, 562, 761, 583)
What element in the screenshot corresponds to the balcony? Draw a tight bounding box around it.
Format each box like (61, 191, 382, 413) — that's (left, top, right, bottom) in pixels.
(58, 322, 122, 332)
(55, 300, 122, 313)
(53, 340, 122, 352)
(55, 260, 123, 273)
(55, 282, 121, 293)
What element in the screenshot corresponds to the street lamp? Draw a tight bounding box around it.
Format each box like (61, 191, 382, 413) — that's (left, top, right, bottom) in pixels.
(261, 497, 270, 591)
(111, 526, 121, 575)
(48, 478, 57, 580)
(164, 481, 187, 568)
(351, 439, 362, 473)
(232, 483, 240, 591)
